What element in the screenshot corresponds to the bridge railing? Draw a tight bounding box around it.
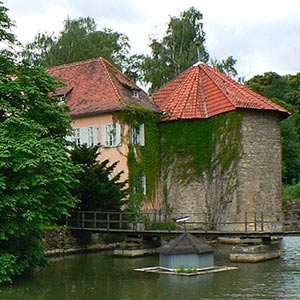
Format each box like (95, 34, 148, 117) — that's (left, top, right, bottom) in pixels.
(65, 210, 300, 233)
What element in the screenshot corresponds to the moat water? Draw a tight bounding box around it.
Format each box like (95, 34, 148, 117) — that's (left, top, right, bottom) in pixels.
(1, 237, 300, 300)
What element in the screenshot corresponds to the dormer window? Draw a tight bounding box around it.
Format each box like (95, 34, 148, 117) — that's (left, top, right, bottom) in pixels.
(131, 90, 140, 99)
(53, 87, 73, 105)
(57, 95, 67, 105)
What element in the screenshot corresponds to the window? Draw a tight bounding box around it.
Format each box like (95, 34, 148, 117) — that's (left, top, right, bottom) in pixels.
(132, 173, 146, 196)
(141, 174, 146, 195)
(102, 123, 121, 147)
(67, 125, 99, 147)
(131, 90, 139, 99)
(130, 124, 145, 146)
(55, 88, 72, 105)
(74, 128, 81, 146)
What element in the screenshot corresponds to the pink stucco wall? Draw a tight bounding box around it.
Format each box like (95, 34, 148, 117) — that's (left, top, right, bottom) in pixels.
(71, 113, 129, 182)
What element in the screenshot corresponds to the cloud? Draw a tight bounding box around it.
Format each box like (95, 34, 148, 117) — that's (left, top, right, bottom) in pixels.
(6, 0, 300, 79)
(206, 12, 300, 78)
(64, 0, 147, 25)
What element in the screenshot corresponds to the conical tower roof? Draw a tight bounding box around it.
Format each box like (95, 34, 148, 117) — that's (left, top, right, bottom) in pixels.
(157, 233, 214, 255)
(153, 62, 289, 121)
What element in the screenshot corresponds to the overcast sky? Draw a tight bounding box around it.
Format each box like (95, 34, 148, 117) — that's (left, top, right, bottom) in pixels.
(5, 0, 300, 80)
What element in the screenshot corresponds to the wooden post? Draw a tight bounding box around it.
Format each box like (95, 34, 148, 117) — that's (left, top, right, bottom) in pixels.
(107, 213, 110, 232)
(254, 212, 257, 232)
(77, 211, 80, 228)
(120, 213, 122, 229)
(261, 212, 264, 232)
(93, 212, 96, 228)
(82, 212, 85, 229)
(245, 212, 248, 233)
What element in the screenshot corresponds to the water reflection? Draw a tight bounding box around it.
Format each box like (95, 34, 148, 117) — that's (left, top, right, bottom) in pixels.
(0, 237, 299, 300)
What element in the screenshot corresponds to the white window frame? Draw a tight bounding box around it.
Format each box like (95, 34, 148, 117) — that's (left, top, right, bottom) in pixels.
(102, 123, 121, 148)
(87, 125, 99, 147)
(141, 174, 146, 195)
(131, 90, 139, 99)
(132, 173, 146, 196)
(67, 125, 99, 147)
(74, 128, 81, 146)
(130, 123, 145, 146)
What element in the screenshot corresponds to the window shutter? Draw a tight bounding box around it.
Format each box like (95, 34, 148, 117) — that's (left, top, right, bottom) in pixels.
(80, 127, 89, 145)
(90, 125, 99, 145)
(141, 174, 146, 195)
(101, 125, 108, 147)
(115, 123, 121, 146)
(139, 124, 145, 146)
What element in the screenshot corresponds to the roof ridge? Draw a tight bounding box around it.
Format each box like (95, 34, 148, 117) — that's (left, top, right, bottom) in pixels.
(186, 233, 202, 252)
(198, 67, 208, 118)
(199, 64, 236, 109)
(201, 64, 287, 113)
(99, 57, 125, 106)
(178, 68, 199, 119)
(47, 57, 101, 71)
(166, 69, 199, 119)
(101, 57, 140, 90)
(166, 233, 186, 254)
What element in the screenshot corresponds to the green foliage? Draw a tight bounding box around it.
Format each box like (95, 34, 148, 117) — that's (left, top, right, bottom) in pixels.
(246, 72, 300, 183)
(115, 105, 162, 210)
(117, 106, 241, 211)
(140, 7, 238, 94)
(160, 112, 242, 183)
(174, 265, 198, 273)
(21, 16, 136, 78)
(141, 7, 209, 94)
(0, 3, 78, 283)
(282, 182, 300, 204)
(210, 56, 238, 80)
(0, 3, 14, 43)
(70, 144, 128, 211)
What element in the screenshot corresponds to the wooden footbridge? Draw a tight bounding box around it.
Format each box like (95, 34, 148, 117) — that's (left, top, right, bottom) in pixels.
(65, 210, 300, 239)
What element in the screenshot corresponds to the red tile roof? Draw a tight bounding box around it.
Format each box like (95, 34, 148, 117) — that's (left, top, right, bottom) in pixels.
(153, 62, 289, 121)
(47, 57, 159, 117)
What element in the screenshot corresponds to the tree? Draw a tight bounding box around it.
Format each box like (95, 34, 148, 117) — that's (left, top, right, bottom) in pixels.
(245, 72, 300, 184)
(0, 3, 78, 283)
(141, 7, 237, 94)
(21, 17, 131, 71)
(70, 144, 128, 211)
(210, 56, 238, 80)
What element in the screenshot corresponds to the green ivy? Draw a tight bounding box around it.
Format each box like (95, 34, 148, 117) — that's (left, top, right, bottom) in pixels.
(115, 104, 162, 210)
(160, 111, 242, 182)
(116, 106, 242, 211)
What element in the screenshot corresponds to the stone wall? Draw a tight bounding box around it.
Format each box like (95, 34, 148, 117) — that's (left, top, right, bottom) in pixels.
(160, 110, 283, 231)
(42, 228, 122, 256)
(236, 110, 283, 231)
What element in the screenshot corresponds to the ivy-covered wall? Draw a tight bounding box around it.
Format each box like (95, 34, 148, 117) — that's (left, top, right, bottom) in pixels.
(115, 105, 162, 211)
(117, 105, 243, 219)
(159, 111, 242, 228)
(116, 106, 283, 231)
